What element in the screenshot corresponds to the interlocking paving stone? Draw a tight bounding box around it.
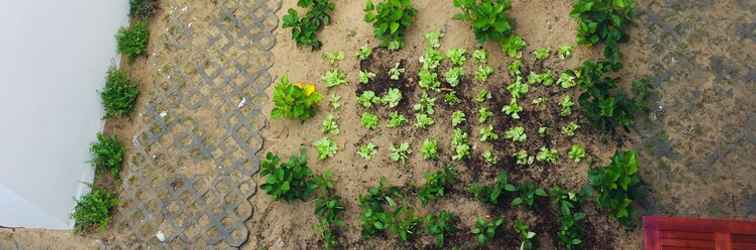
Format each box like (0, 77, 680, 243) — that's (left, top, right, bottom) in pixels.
(111, 0, 280, 248)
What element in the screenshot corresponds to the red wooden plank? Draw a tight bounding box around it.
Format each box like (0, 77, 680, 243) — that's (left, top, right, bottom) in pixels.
(661, 238, 716, 248)
(645, 217, 660, 250)
(644, 216, 756, 234)
(661, 231, 715, 240)
(732, 234, 756, 243)
(716, 233, 732, 250)
(662, 247, 714, 250)
(732, 242, 756, 250)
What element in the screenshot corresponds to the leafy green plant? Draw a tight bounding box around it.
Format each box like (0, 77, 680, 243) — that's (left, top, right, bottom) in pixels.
(478, 107, 494, 123)
(261, 150, 317, 201)
(475, 89, 492, 103)
(538, 126, 549, 136)
(382, 88, 403, 108)
(453, 0, 514, 44)
(550, 187, 588, 250)
(504, 126, 527, 143)
(473, 49, 488, 64)
(415, 113, 435, 129)
(413, 92, 436, 115)
(560, 95, 575, 116)
(514, 149, 534, 166)
(358, 142, 378, 160)
(329, 94, 342, 111)
(528, 71, 555, 86)
(314, 137, 338, 160)
(129, 0, 157, 19)
(451, 128, 471, 160)
(387, 62, 405, 79)
(472, 217, 505, 245)
(507, 77, 529, 99)
(479, 125, 499, 142)
(559, 71, 578, 89)
(323, 51, 345, 65)
(502, 99, 523, 119)
(569, 144, 587, 163)
(89, 133, 124, 178)
(420, 138, 439, 161)
(533, 47, 551, 60)
(72, 187, 118, 233)
(322, 69, 347, 87)
(444, 91, 462, 105)
(387, 111, 407, 128)
(512, 182, 547, 208)
(418, 69, 441, 91)
(446, 48, 467, 66)
(475, 65, 494, 82)
(313, 172, 346, 249)
(419, 166, 458, 204)
(571, 0, 635, 67)
(452, 111, 466, 127)
(389, 142, 411, 163)
(482, 150, 498, 165)
(577, 60, 647, 131)
(469, 171, 516, 205)
(361, 112, 380, 130)
(358, 91, 381, 108)
(116, 21, 150, 62)
(282, 0, 335, 50)
(502, 35, 526, 58)
(424, 211, 459, 247)
(536, 146, 559, 164)
(513, 220, 537, 250)
(444, 67, 465, 87)
(357, 45, 373, 60)
(359, 179, 417, 240)
(559, 45, 574, 59)
(321, 114, 340, 135)
(100, 68, 139, 119)
(364, 0, 417, 50)
(508, 59, 524, 77)
(420, 48, 444, 71)
(588, 150, 641, 227)
(359, 70, 376, 84)
(562, 121, 580, 137)
(271, 75, 322, 120)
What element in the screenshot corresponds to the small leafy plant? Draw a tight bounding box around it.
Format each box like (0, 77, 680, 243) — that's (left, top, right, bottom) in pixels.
(559, 44, 574, 59)
(536, 146, 559, 164)
(502, 35, 526, 58)
(504, 126, 527, 143)
(72, 187, 119, 233)
(479, 125, 499, 142)
(357, 45, 373, 60)
(388, 62, 406, 80)
(89, 133, 125, 177)
(469, 171, 516, 205)
(472, 217, 504, 245)
(313, 172, 346, 249)
(502, 99, 523, 119)
(129, 0, 158, 19)
(314, 137, 338, 160)
(322, 69, 347, 87)
(382, 88, 403, 108)
(568, 144, 587, 163)
(533, 47, 551, 60)
(321, 114, 340, 135)
(483, 150, 498, 165)
(425, 31, 444, 49)
(475, 89, 492, 103)
(514, 149, 534, 166)
(389, 142, 411, 163)
(414, 113, 435, 129)
(359, 179, 419, 241)
(358, 143, 378, 160)
(420, 138, 439, 161)
(361, 112, 380, 130)
(550, 187, 588, 250)
(329, 94, 342, 111)
(323, 51, 345, 65)
(562, 121, 580, 137)
(507, 77, 529, 99)
(453, 0, 514, 44)
(364, 0, 417, 50)
(116, 21, 150, 62)
(451, 128, 471, 160)
(444, 67, 465, 87)
(512, 182, 547, 208)
(413, 92, 436, 115)
(387, 111, 407, 128)
(452, 111, 466, 127)
(559, 71, 578, 89)
(478, 107, 494, 123)
(513, 220, 537, 250)
(444, 91, 462, 105)
(577, 60, 647, 131)
(424, 211, 459, 247)
(282, 0, 335, 50)
(100, 67, 139, 119)
(418, 166, 458, 204)
(358, 91, 381, 108)
(446, 48, 467, 66)
(528, 71, 555, 86)
(260, 150, 317, 201)
(359, 70, 377, 84)
(571, 0, 635, 67)
(588, 150, 641, 227)
(560, 95, 575, 116)
(475, 65, 494, 82)
(473, 49, 488, 64)
(271, 75, 322, 121)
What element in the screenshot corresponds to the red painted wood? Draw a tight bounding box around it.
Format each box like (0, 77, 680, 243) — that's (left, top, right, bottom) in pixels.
(644, 216, 756, 250)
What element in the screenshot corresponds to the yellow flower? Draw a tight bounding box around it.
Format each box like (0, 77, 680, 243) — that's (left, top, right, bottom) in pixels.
(294, 82, 317, 96)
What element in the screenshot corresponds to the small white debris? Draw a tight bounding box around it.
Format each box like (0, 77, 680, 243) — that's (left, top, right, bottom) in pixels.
(156, 231, 166, 242)
(160, 111, 168, 118)
(152, 155, 158, 159)
(181, 6, 188, 12)
(238, 97, 247, 108)
(188, 23, 193, 28)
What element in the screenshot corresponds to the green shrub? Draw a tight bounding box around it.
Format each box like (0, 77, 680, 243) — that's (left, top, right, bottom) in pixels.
(100, 68, 139, 119)
(469, 171, 516, 205)
(260, 150, 317, 201)
(72, 187, 118, 233)
(313, 172, 345, 249)
(550, 187, 588, 250)
(576, 60, 645, 131)
(513, 220, 537, 250)
(453, 0, 514, 44)
(420, 138, 439, 161)
(116, 21, 150, 62)
(472, 217, 504, 245)
(89, 133, 125, 177)
(358, 179, 419, 241)
(282, 0, 335, 50)
(129, 0, 158, 19)
(364, 0, 417, 50)
(511, 182, 547, 208)
(418, 166, 458, 204)
(271, 75, 322, 121)
(588, 150, 641, 227)
(423, 211, 459, 247)
(570, 0, 635, 68)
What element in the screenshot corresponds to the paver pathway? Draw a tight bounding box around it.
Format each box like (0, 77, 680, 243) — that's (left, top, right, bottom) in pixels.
(111, 0, 280, 248)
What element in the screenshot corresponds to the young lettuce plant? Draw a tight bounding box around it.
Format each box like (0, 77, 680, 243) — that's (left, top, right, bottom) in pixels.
(444, 91, 462, 105)
(357, 45, 373, 60)
(361, 112, 380, 130)
(420, 138, 440, 161)
(507, 77, 529, 99)
(472, 49, 488, 64)
(358, 91, 381, 108)
(386, 111, 407, 128)
(513, 220, 537, 250)
(482, 150, 498, 165)
(282, 0, 335, 50)
(479, 125, 499, 142)
(425, 30, 444, 49)
(502, 99, 523, 119)
(475, 65, 494, 82)
(359, 70, 377, 84)
(418, 69, 441, 91)
(514, 149, 535, 166)
(389, 142, 412, 164)
(453, 0, 514, 44)
(451, 128, 471, 161)
(478, 107, 494, 123)
(260, 150, 317, 201)
(444, 67, 465, 87)
(502, 35, 527, 58)
(329, 94, 342, 111)
(558, 71, 577, 89)
(418, 165, 458, 204)
(568, 144, 587, 163)
(452, 111, 466, 127)
(559, 44, 574, 59)
(423, 211, 459, 248)
(528, 71, 555, 86)
(364, 0, 417, 50)
(382, 88, 403, 108)
(536, 146, 559, 164)
(561, 121, 580, 137)
(560, 95, 575, 116)
(474, 89, 492, 103)
(504, 126, 527, 143)
(471, 217, 505, 245)
(272, 75, 322, 121)
(321, 114, 340, 135)
(322, 69, 347, 87)
(446, 48, 467, 66)
(388, 63, 405, 80)
(358, 143, 378, 160)
(413, 92, 437, 115)
(314, 137, 338, 160)
(415, 113, 435, 129)
(322, 51, 345, 66)
(508, 59, 524, 77)
(533, 47, 551, 60)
